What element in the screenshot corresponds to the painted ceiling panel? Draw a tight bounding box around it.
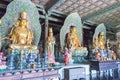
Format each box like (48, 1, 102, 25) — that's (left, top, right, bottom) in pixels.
(1, 0, 120, 31)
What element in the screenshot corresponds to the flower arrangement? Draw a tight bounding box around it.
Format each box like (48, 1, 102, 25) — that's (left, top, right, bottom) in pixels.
(0, 52, 7, 72)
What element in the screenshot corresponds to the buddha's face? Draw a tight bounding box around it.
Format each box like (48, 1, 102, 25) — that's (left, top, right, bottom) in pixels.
(95, 37, 98, 41)
(107, 39, 110, 43)
(99, 32, 104, 39)
(71, 28, 77, 33)
(19, 20, 27, 27)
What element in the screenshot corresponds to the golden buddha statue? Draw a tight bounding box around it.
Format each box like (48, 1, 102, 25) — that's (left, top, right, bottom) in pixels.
(66, 26, 87, 50)
(67, 26, 81, 50)
(8, 12, 37, 50)
(98, 32, 106, 49)
(93, 36, 99, 49)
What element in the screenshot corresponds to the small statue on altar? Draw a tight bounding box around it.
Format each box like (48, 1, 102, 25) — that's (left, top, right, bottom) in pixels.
(106, 39, 111, 60)
(46, 27, 59, 66)
(110, 51, 117, 60)
(95, 51, 101, 61)
(64, 48, 69, 65)
(64, 47, 73, 65)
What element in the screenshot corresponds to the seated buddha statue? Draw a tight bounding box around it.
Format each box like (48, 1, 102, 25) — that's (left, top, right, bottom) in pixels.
(66, 26, 87, 50)
(98, 32, 106, 50)
(8, 12, 37, 50)
(66, 26, 88, 63)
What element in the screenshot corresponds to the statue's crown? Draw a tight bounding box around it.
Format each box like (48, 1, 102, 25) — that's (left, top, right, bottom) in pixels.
(95, 36, 98, 40)
(20, 12, 27, 19)
(99, 32, 104, 35)
(49, 27, 53, 33)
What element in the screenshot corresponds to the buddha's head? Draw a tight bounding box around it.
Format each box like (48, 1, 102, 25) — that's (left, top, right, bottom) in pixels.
(20, 12, 27, 19)
(19, 19, 27, 27)
(107, 38, 110, 43)
(99, 32, 104, 39)
(48, 27, 53, 37)
(19, 12, 28, 27)
(70, 25, 77, 33)
(94, 36, 98, 41)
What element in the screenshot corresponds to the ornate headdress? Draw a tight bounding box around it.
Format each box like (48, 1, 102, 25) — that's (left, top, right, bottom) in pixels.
(19, 12, 27, 20)
(99, 32, 104, 36)
(48, 27, 53, 33)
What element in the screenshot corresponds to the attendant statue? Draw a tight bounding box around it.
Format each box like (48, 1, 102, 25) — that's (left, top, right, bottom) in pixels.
(64, 47, 73, 65)
(106, 39, 111, 60)
(46, 27, 59, 65)
(92, 36, 101, 60)
(8, 12, 37, 50)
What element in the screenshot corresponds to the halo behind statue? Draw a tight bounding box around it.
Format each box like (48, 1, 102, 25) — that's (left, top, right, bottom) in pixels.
(0, 0, 41, 47)
(93, 23, 106, 43)
(60, 12, 83, 49)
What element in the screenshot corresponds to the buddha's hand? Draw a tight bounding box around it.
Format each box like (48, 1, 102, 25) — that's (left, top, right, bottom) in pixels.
(0, 37, 9, 41)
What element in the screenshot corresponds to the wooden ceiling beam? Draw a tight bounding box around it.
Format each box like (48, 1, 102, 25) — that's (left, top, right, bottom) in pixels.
(82, 3, 120, 21)
(3, 0, 12, 3)
(45, 0, 58, 11)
